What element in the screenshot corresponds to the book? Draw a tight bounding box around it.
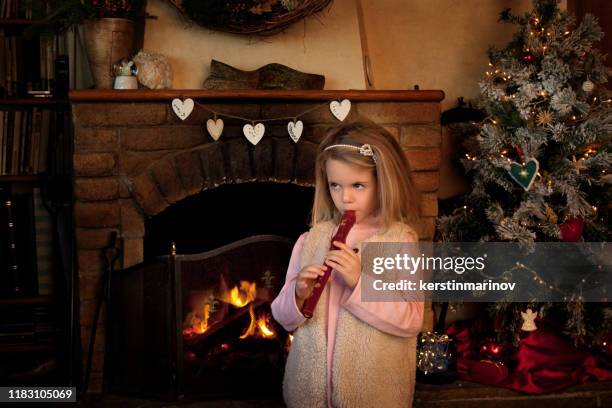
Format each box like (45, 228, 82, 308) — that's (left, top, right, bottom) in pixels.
(38, 109, 50, 173)
(11, 109, 21, 174)
(33, 188, 53, 295)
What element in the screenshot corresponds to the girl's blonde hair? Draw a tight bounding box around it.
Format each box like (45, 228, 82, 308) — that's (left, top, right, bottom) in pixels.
(311, 121, 421, 230)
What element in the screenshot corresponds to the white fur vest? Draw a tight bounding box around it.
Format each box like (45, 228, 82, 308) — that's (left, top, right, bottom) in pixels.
(283, 221, 417, 408)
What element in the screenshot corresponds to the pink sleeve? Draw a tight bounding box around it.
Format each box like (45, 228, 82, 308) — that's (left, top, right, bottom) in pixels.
(342, 229, 424, 338)
(271, 232, 309, 332)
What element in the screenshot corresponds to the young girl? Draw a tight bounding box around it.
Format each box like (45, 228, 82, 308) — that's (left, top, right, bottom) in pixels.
(271, 121, 424, 408)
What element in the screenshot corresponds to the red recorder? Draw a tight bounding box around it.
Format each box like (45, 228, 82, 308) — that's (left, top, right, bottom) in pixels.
(301, 211, 357, 318)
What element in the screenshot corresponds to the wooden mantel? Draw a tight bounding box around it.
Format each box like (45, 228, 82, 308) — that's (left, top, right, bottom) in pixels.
(69, 89, 445, 102)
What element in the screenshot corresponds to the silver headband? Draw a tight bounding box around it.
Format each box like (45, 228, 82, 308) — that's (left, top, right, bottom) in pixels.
(323, 143, 377, 163)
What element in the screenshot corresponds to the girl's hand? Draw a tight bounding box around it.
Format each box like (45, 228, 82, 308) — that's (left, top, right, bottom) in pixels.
(295, 264, 327, 308)
(325, 241, 361, 289)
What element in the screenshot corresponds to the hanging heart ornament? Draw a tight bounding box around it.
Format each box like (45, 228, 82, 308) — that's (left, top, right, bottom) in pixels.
(171, 98, 194, 120)
(243, 123, 265, 145)
(330, 99, 351, 121)
(206, 118, 224, 141)
(508, 158, 539, 191)
(287, 120, 303, 143)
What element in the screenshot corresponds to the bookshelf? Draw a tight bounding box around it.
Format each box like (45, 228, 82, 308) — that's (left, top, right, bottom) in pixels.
(0, 19, 39, 27)
(0, 8, 74, 388)
(0, 98, 69, 106)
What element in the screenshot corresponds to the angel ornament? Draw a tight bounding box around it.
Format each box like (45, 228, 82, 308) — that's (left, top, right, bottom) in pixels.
(520, 308, 538, 331)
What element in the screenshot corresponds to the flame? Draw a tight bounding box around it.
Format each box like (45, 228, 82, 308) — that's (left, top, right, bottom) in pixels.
(183, 280, 278, 341)
(222, 281, 257, 308)
(285, 334, 294, 352)
(257, 315, 275, 338)
(183, 303, 211, 335)
(239, 304, 277, 340)
(240, 304, 257, 339)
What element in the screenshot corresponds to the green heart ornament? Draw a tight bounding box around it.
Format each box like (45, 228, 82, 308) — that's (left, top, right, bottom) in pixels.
(508, 158, 539, 191)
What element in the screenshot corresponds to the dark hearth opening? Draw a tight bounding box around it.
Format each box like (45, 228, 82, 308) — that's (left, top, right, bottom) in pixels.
(107, 182, 314, 400)
(144, 182, 315, 259)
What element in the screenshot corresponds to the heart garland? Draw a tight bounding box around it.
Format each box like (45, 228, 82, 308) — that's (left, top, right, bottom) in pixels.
(508, 158, 539, 191)
(206, 118, 224, 141)
(330, 99, 351, 121)
(287, 120, 303, 143)
(243, 123, 265, 145)
(170, 98, 353, 145)
(171, 98, 194, 121)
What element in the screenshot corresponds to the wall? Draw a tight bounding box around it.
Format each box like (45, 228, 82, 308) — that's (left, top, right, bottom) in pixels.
(142, 0, 567, 109)
(143, 0, 366, 89)
(359, 0, 566, 110)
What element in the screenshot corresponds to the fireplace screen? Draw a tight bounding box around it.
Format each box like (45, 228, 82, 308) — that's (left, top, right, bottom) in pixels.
(106, 235, 293, 400)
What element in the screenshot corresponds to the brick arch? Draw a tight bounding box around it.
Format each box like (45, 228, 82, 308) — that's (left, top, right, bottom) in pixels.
(128, 138, 319, 217)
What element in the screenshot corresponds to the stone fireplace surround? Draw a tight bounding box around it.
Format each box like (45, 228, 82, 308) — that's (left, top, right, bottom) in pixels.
(70, 89, 444, 391)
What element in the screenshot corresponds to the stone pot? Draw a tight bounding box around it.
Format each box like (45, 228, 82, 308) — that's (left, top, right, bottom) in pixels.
(83, 18, 136, 89)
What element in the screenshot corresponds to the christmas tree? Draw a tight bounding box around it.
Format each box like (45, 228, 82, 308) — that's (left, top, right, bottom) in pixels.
(437, 0, 611, 347)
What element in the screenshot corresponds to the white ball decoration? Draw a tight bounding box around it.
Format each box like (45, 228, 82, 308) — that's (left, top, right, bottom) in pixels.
(582, 80, 595, 93)
(133, 50, 173, 90)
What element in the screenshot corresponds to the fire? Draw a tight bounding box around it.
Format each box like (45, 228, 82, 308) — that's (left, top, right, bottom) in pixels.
(183, 280, 277, 340)
(222, 280, 257, 308)
(285, 334, 294, 352)
(183, 303, 211, 336)
(257, 316, 275, 338)
(239, 304, 277, 339)
(240, 304, 257, 339)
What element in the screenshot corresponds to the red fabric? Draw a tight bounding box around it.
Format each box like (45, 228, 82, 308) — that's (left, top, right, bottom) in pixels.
(447, 321, 612, 394)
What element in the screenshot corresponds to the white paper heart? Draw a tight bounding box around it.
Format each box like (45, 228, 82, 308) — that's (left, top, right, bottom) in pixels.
(171, 98, 194, 121)
(206, 118, 224, 141)
(243, 123, 265, 145)
(287, 120, 303, 143)
(330, 99, 351, 121)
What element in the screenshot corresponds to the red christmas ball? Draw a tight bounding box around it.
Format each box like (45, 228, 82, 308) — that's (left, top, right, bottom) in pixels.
(521, 51, 535, 63)
(560, 217, 584, 242)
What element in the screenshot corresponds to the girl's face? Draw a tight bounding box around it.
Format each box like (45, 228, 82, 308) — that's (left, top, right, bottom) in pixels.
(325, 159, 378, 223)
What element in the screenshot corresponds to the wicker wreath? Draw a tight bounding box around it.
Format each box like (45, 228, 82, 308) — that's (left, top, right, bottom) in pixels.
(166, 0, 333, 36)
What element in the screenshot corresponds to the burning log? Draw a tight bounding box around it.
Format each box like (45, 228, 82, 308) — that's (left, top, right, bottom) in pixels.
(183, 299, 267, 346)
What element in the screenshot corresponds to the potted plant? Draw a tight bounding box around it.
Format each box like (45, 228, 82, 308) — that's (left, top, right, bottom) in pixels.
(27, 0, 147, 89)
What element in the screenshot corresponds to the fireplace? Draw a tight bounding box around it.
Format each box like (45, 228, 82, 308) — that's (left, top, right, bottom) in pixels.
(103, 181, 313, 399)
(106, 235, 293, 400)
(70, 89, 444, 392)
